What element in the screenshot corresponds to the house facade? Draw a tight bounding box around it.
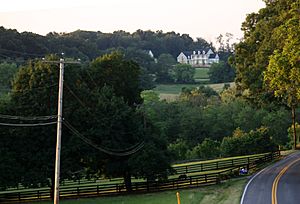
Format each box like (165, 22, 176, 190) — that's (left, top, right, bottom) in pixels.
(177, 49, 219, 67)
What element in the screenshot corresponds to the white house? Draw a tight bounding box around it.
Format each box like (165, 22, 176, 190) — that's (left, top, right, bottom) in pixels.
(177, 49, 219, 67)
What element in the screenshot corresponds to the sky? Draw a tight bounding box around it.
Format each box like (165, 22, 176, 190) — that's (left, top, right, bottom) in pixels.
(0, 0, 265, 43)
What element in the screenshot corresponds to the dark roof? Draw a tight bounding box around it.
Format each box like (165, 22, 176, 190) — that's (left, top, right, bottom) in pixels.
(182, 51, 193, 56)
(208, 54, 216, 59)
(180, 49, 214, 57)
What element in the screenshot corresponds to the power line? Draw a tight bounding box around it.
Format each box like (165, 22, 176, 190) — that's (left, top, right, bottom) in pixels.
(84, 68, 97, 87)
(63, 120, 144, 156)
(65, 83, 89, 111)
(0, 114, 57, 121)
(0, 121, 57, 127)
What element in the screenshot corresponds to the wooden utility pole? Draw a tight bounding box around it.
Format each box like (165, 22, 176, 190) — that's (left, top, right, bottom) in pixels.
(43, 57, 80, 204)
(54, 58, 64, 204)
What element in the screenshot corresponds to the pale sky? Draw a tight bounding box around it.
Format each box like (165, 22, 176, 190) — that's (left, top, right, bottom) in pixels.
(0, 0, 265, 43)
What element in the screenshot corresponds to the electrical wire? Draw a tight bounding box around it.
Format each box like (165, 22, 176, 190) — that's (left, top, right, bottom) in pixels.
(0, 121, 57, 127)
(65, 83, 89, 111)
(64, 84, 145, 152)
(84, 68, 98, 87)
(63, 120, 144, 156)
(0, 114, 57, 121)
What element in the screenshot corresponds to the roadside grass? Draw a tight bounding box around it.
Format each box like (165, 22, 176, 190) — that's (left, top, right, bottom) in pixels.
(38, 178, 247, 204)
(194, 68, 209, 79)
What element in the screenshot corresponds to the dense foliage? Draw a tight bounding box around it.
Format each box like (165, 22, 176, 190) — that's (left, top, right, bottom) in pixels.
(0, 27, 212, 61)
(0, 53, 171, 192)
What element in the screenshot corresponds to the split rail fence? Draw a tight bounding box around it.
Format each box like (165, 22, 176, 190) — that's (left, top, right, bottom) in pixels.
(0, 151, 280, 203)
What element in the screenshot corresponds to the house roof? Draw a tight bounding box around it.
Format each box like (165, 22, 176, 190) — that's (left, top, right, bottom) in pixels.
(182, 51, 193, 56)
(208, 54, 217, 59)
(179, 48, 214, 57)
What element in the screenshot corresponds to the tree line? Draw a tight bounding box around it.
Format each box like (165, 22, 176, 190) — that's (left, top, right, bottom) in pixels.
(0, 27, 236, 85)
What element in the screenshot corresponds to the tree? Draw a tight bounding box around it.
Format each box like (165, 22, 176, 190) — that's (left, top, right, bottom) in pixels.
(0, 62, 18, 93)
(208, 61, 235, 83)
(129, 123, 172, 182)
(221, 127, 277, 157)
(233, 0, 297, 104)
(83, 53, 171, 191)
(155, 53, 176, 83)
(0, 56, 85, 196)
(186, 138, 220, 160)
(88, 51, 142, 105)
(262, 108, 291, 147)
(264, 3, 300, 149)
(172, 64, 195, 83)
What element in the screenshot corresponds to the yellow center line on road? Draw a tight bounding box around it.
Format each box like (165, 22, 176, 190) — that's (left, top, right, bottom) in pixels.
(272, 157, 300, 204)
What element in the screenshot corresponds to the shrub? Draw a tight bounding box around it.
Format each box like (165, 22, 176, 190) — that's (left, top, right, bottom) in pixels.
(220, 127, 278, 157)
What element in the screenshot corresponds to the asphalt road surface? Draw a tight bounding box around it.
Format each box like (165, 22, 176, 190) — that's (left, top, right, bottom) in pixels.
(241, 151, 300, 204)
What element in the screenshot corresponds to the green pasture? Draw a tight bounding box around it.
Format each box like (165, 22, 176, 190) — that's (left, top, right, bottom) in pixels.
(39, 178, 246, 204)
(153, 82, 235, 95)
(194, 68, 209, 79)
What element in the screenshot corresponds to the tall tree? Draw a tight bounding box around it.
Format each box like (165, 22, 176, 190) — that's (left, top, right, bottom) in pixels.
(0, 55, 85, 195)
(88, 51, 142, 105)
(234, 0, 295, 104)
(155, 53, 176, 83)
(264, 2, 300, 149)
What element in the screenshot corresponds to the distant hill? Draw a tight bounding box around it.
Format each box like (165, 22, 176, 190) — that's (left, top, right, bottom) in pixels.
(0, 27, 214, 62)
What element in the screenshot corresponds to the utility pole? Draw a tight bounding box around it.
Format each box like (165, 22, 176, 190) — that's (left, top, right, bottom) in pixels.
(43, 56, 80, 204)
(54, 58, 64, 204)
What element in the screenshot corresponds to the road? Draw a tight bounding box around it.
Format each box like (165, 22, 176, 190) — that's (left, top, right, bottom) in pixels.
(241, 151, 300, 204)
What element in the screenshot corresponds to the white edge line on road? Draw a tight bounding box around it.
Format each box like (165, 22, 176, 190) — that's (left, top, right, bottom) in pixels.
(240, 152, 299, 204)
(240, 167, 267, 204)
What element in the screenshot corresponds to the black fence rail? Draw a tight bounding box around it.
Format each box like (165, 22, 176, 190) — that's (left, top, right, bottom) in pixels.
(173, 151, 280, 175)
(0, 151, 280, 203)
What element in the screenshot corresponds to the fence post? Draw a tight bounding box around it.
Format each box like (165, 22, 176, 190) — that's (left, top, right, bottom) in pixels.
(205, 174, 207, 183)
(37, 190, 40, 199)
(200, 163, 203, 171)
(77, 187, 80, 196)
(185, 166, 188, 174)
(270, 153, 273, 160)
(147, 181, 149, 192)
(216, 162, 219, 169)
(18, 192, 21, 201)
(97, 185, 99, 194)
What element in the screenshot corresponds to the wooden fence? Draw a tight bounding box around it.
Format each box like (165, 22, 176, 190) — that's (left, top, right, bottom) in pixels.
(173, 151, 280, 174)
(0, 151, 280, 203)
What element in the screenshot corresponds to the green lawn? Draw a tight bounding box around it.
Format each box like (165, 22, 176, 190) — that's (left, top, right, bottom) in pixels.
(38, 178, 247, 204)
(153, 83, 234, 95)
(194, 68, 209, 79)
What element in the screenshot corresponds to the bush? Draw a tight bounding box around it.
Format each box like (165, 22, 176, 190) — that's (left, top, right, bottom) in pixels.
(186, 138, 220, 160)
(220, 127, 278, 157)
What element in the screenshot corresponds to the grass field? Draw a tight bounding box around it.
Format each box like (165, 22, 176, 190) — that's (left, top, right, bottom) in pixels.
(154, 82, 235, 95)
(194, 68, 209, 79)
(39, 178, 247, 204)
